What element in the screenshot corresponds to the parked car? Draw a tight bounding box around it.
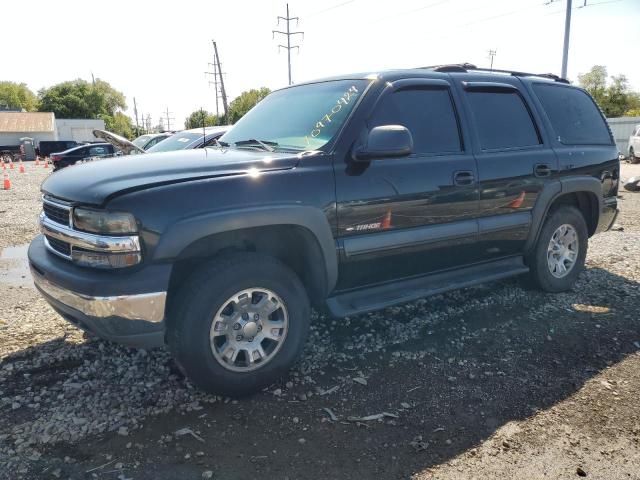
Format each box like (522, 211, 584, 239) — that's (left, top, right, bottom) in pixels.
(93, 127, 231, 156)
(132, 133, 172, 151)
(29, 64, 619, 396)
(50, 143, 117, 171)
(145, 126, 231, 152)
(628, 124, 640, 163)
(38, 141, 80, 158)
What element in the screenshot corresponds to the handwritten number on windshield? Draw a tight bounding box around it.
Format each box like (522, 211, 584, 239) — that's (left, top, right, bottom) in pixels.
(305, 85, 359, 145)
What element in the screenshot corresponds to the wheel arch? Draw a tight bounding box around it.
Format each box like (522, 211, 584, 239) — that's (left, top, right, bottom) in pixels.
(525, 177, 603, 252)
(155, 205, 338, 309)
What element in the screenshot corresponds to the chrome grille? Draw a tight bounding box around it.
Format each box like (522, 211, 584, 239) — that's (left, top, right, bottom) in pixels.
(45, 235, 71, 256)
(43, 201, 70, 226)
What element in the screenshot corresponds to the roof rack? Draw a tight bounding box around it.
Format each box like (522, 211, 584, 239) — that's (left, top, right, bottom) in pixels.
(420, 63, 570, 84)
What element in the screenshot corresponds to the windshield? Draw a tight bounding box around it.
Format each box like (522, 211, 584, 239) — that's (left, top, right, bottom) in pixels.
(146, 132, 202, 152)
(220, 79, 369, 152)
(132, 135, 152, 148)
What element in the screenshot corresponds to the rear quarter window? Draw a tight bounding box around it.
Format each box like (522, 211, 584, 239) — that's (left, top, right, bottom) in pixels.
(532, 83, 612, 145)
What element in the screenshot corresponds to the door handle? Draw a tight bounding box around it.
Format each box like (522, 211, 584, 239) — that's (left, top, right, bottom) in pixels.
(534, 163, 552, 177)
(453, 170, 475, 186)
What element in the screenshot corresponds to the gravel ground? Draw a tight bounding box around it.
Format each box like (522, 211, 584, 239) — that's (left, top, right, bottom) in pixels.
(0, 163, 639, 479)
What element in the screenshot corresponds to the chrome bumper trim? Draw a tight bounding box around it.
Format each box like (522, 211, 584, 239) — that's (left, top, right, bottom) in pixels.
(31, 267, 166, 323)
(39, 212, 141, 254)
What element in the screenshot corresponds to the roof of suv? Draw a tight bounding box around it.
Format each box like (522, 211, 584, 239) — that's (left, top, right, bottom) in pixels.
(291, 64, 572, 89)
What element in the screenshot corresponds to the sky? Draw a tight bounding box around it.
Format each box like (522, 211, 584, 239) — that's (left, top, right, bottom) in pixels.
(2, 0, 639, 130)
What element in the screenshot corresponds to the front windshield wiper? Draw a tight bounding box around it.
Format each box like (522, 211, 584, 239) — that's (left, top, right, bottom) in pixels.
(234, 139, 277, 152)
(215, 139, 229, 148)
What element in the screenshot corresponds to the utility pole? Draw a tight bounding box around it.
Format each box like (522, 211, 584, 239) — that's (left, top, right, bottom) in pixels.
(162, 107, 174, 132)
(133, 97, 140, 136)
(205, 59, 226, 119)
(487, 49, 497, 71)
(205, 64, 219, 118)
(212, 41, 229, 119)
(561, 0, 572, 79)
(273, 4, 304, 85)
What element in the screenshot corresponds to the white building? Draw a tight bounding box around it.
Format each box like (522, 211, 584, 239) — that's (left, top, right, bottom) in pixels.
(0, 112, 105, 146)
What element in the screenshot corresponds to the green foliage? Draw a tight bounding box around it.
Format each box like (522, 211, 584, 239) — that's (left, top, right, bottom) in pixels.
(578, 66, 639, 118)
(38, 79, 126, 119)
(227, 88, 271, 124)
(0, 81, 38, 111)
(103, 112, 135, 140)
(184, 109, 221, 129)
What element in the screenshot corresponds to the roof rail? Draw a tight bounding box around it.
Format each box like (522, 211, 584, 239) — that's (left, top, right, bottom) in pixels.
(419, 63, 570, 84)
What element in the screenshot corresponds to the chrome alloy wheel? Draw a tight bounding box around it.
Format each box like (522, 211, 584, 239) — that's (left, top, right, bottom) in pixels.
(209, 288, 289, 372)
(547, 224, 579, 278)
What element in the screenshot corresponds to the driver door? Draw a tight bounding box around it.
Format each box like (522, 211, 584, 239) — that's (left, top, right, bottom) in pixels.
(334, 79, 480, 290)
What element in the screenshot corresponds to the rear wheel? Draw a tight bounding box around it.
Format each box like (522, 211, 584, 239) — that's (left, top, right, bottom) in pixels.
(629, 147, 640, 164)
(527, 206, 588, 292)
(167, 252, 310, 397)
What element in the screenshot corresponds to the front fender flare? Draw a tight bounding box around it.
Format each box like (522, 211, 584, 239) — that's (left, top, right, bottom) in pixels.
(153, 205, 338, 293)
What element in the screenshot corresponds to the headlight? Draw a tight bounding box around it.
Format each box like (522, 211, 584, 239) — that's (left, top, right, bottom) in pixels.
(73, 208, 138, 234)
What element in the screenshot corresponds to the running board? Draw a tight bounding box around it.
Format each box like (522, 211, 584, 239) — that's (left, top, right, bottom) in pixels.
(326, 257, 529, 317)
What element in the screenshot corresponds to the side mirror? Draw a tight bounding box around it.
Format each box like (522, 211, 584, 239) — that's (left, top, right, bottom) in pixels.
(354, 125, 413, 161)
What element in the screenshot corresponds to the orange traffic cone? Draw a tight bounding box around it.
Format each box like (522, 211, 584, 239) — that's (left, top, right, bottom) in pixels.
(3, 170, 10, 190)
(19, 159, 25, 174)
(43, 158, 49, 169)
(9, 160, 14, 170)
(35, 156, 40, 166)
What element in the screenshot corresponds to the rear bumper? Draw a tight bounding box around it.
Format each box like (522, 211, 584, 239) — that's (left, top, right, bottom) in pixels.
(28, 235, 169, 348)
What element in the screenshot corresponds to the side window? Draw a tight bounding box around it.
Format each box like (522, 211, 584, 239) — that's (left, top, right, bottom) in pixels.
(532, 83, 612, 145)
(89, 146, 106, 156)
(466, 90, 540, 150)
(370, 87, 462, 154)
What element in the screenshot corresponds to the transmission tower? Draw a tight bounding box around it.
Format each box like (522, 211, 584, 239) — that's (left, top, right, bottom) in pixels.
(273, 4, 304, 85)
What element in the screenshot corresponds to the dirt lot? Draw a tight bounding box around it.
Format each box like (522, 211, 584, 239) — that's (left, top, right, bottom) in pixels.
(1, 161, 639, 480)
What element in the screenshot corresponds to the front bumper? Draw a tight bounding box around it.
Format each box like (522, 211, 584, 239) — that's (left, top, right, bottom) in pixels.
(28, 235, 170, 348)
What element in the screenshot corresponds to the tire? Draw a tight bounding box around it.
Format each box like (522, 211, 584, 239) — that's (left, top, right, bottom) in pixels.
(527, 206, 588, 293)
(629, 148, 640, 164)
(167, 252, 310, 397)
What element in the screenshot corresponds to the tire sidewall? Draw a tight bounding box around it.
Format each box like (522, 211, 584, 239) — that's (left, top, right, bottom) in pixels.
(532, 206, 588, 292)
(170, 255, 310, 395)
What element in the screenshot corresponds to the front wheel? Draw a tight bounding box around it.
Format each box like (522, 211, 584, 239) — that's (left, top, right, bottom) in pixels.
(527, 206, 588, 292)
(629, 148, 640, 164)
(167, 252, 310, 397)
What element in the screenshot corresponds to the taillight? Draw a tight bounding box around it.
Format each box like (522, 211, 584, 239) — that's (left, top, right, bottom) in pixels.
(50, 155, 60, 162)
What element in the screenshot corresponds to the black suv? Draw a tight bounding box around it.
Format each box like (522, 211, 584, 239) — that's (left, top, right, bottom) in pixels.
(50, 143, 117, 171)
(28, 65, 619, 396)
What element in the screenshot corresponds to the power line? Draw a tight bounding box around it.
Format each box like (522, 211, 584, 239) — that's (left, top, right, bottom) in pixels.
(273, 4, 304, 85)
(306, 0, 355, 18)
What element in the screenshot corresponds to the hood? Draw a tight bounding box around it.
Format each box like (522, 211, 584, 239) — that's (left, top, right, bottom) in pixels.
(93, 129, 146, 155)
(42, 148, 302, 205)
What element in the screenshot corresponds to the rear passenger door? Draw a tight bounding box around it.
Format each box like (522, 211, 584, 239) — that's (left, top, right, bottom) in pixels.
(455, 79, 557, 259)
(334, 78, 480, 290)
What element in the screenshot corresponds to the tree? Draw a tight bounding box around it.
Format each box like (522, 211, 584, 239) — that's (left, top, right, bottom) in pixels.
(103, 112, 134, 140)
(0, 81, 38, 111)
(184, 109, 221, 129)
(227, 88, 271, 124)
(38, 79, 126, 119)
(578, 66, 639, 117)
